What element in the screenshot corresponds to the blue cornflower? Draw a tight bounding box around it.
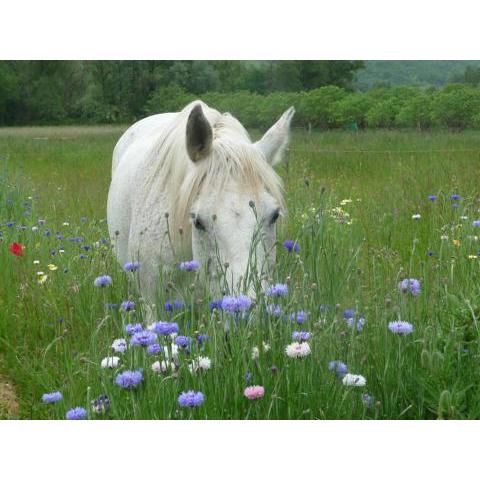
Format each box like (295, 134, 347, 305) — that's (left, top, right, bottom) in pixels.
(165, 299, 184, 311)
(179, 260, 200, 271)
(56, 234, 64, 240)
(175, 335, 191, 347)
(221, 295, 252, 313)
(121, 300, 135, 311)
(152, 321, 179, 335)
(328, 360, 348, 378)
(44, 229, 51, 236)
(91, 394, 110, 414)
(343, 309, 355, 319)
(42, 391, 63, 404)
(66, 407, 87, 420)
(79, 254, 87, 260)
(147, 343, 162, 355)
(68, 236, 83, 243)
(346, 315, 365, 332)
(196, 334, 209, 345)
(115, 370, 143, 389)
(130, 330, 158, 347)
(245, 372, 252, 383)
(362, 393, 374, 408)
(283, 239, 300, 253)
(398, 278, 421, 296)
(124, 323, 143, 335)
(428, 195, 437, 201)
(209, 299, 223, 311)
(124, 261, 140, 272)
(427, 251, 434, 257)
(81, 245, 91, 251)
(472, 220, 480, 227)
(265, 283, 288, 297)
(94, 275, 112, 287)
(292, 331, 310, 342)
(451, 194, 461, 200)
(6, 222, 14, 227)
(178, 391, 204, 408)
(388, 321, 414, 335)
(266, 304, 282, 317)
(290, 310, 309, 324)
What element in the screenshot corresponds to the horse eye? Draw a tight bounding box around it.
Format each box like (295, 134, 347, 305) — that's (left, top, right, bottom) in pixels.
(269, 209, 280, 225)
(194, 216, 206, 231)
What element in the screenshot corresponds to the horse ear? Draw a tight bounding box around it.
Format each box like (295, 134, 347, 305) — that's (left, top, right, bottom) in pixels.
(186, 104, 213, 162)
(255, 106, 295, 166)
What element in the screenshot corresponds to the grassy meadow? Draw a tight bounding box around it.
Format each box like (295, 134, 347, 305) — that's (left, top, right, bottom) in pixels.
(1, 125, 480, 419)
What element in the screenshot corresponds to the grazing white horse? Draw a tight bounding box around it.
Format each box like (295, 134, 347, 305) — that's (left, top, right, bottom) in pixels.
(107, 100, 294, 315)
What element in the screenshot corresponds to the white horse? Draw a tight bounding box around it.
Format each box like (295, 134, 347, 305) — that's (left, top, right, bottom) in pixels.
(107, 100, 294, 316)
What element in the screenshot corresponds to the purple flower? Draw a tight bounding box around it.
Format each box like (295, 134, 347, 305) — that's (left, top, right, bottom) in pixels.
(152, 321, 179, 335)
(290, 310, 309, 324)
(343, 309, 355, 319)
(328, 360, 348, 378)
(125, 323, 143, 335)
(175, 335, 191, 347)
(221, 295, 252, 313)
(147, 343, 162, 355)
(121, 300, 135, 311)
(266, 304, 282, 317)
(398, 278, 421, 296)
(124, 261, 140, 272)
(165, 299, 184, 311)
(388, 321, 414, 335)
(283, 239, 300, 253)
(362, 393, 374, 408)
(451, 194, 461, 200)
(178, 390, 205, 408)
(66, 407, 87, 420)
(91, 394, 110, 414)
(209, 299, 223, 311)
(42, 391, 63, 404)
(179, 260, 200, 271)
(292, 331, 310, 342)
(265, 283, 288, 297)
(472, 220, 480, 228)
(130, 330, 158, 347)
(94, 275, 112, 287)
(346, 315, 365, 332)
(428, 195, 437, 201)
(115, 370, 143, 389)
(196, 334, 209, 345)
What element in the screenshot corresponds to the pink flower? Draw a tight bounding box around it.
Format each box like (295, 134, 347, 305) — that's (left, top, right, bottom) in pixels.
(244, 385, 265, 400)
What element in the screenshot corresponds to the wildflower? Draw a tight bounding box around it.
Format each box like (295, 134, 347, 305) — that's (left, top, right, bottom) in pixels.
(244, 385, 265, 400)
(196, 334, 209, 345)
(362, 393, 374, 408)
(342, 373, 366, 387)
(33, 260, 40, 265)
(388, 321, 414, 335)
(115, 370, 143, 389)
(473, 220, 480, 228)
(451, 194, 461, 200)
(153, 321, 179, 336)
(469, 255, 478, 259)
(147, 343, 162, 355)
(189, 356, 212, 373)
(94, 275, 112, 287)
(165, 299, 184, 311)
(32, 226, 38, 232)
(441, 235, 449, 241)
(398, 278, 421, 296)
(283, 239, 300, 253)
(251, 346, 260, 360)
(262, 341, 270, 352)
(47, 264, 58, 271)
(38, 274, 48, 285)
(125, 323, 143, 335)
(91, 394, 110, 414)
(120, 300, 135, 311)
(163, 344, 179, 361)
(130, 330, 158, 347)
(428, 195, 437, 201)
(266, 304, 282, 317)
(346, 315, 365, 332)
(343, 309, 355, 319)
(290, 310, 309, 324)
(178, 391, 205, 408)
(328, 361, 348, 378)
(285, 341, 311, 358)
(101, 356, 120, 369)
(411, 214, 421, 220)
(151, 360, 176, 374)
(340, 198, 353, 206)
(124, 261, 140, 272)
(42, 391, 63, 404)
(179, 260, 200, 271)
(209, 299, 223, 311)
(9, 242, 24, 256)
(453, 239, 461, 247)
(245, 371, 252, 383)
(292, 331, 310, 342)
(111, 338, 127, 353)
(175, 335, 191, 347)
(221, 295, 252, 313)
(265, 283, 288, 297)
(63, 222, 70, 226)
(65, 407, 87, 420)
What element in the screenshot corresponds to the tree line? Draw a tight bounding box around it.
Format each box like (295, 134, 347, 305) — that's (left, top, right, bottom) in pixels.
(1, 61, 480, 130)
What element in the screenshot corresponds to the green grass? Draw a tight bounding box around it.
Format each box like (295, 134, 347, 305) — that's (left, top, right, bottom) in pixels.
(1, 125, 480, 419)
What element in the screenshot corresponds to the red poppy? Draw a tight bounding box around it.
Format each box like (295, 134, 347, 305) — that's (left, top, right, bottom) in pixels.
(9, 242, 24, 257)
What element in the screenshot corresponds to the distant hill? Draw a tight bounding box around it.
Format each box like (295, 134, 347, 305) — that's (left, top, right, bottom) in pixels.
(355, 60, 480, 90)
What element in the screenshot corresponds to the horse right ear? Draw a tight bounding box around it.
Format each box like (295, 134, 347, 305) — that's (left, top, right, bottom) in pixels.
(186, 104, 213, 162)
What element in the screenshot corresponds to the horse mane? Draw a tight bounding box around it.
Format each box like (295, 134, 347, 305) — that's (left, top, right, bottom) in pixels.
(143, 100, 285, 252)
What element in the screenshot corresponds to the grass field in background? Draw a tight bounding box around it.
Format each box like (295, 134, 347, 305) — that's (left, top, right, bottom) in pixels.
(1, 125, 479, 419)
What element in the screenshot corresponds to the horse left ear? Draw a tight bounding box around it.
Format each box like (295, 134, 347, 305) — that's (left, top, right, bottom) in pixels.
(186, 104, 213, 162)
(255, 106, 295, 166)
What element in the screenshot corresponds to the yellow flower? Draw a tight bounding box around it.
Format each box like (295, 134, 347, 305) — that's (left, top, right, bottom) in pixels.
(453, 239, 461, 247)
(47, 264, 58, 271)
(38, 274, 48, 284)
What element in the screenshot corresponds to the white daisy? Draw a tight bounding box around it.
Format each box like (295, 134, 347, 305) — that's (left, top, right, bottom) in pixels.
(285, 342, 311, 358)
(342, 373, 367, 387)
